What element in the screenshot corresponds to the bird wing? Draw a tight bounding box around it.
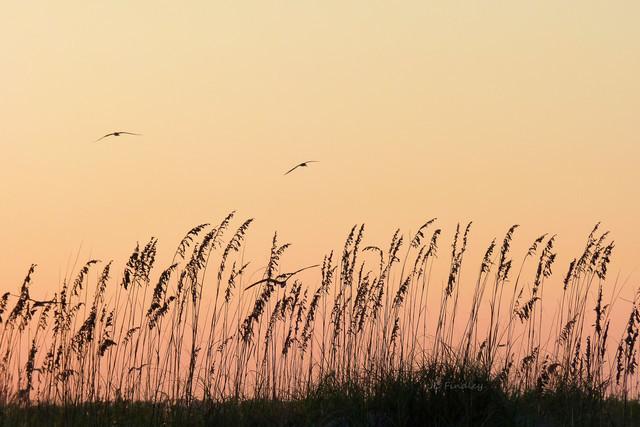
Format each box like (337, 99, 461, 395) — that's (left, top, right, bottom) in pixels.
(284, 164, 303, 175)
(95, 133, 115, 142)
(244, 278, 269, 290)
(288, 264, 320, 276)
(245, 277, 287, 291)
(119, 132, 142, 136)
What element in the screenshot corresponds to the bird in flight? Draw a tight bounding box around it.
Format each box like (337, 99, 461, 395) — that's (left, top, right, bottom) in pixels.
(245, 264, 320, 291)
(95, 131, 141, 142)
(284, 160, 319, 175)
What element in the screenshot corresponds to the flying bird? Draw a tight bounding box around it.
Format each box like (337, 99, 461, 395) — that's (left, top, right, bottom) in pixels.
(284, 160, 318, 175)
(95, 131, 141, 142)
(245, 264, 320, 291)
(8, 293, 56, 308)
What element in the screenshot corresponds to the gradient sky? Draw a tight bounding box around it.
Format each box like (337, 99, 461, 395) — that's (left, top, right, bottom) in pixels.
(1, 1, 639, 297)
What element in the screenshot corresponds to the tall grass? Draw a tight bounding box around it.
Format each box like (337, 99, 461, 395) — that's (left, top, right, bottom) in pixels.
(0, 214, 636, 417)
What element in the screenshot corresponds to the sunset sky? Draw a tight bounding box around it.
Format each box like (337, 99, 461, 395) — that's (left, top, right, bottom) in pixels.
(1, 1, 639, 299)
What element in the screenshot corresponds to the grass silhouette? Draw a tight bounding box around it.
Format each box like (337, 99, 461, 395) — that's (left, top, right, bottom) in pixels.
(0, 214, 638, 426)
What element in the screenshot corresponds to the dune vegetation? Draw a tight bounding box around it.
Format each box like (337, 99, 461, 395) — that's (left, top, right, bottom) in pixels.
(1, 213, 639, 426)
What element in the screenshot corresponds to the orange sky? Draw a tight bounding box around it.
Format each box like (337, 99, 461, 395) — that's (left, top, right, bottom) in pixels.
(1, 1, 639, 302)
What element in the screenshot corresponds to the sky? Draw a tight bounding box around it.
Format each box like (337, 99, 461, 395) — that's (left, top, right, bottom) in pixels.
(1, 1, 639, 300)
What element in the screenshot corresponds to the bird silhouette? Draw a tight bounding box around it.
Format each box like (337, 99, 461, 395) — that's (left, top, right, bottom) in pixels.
(284, 160, 318, 175)
(8, 293, 56, 308)
(95, 131, 141, 142)
(245, 264, 320, 290)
